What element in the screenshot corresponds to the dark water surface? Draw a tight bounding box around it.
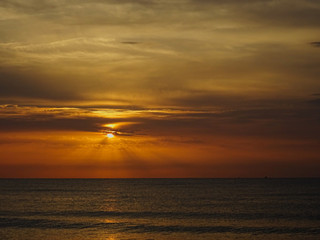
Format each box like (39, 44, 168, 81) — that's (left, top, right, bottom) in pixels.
(0, 178, 319, 240)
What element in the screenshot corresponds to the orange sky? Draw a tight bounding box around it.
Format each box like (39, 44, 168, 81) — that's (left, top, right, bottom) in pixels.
(0, 0, 320, 177)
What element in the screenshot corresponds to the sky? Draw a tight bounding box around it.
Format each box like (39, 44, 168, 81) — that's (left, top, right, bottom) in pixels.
(0, 0, 320, 178)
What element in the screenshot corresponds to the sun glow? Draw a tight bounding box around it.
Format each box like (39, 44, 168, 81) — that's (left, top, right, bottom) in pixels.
(106, 133, 115, 138)
(103, 122, 139, 129)
(105, 124, 116, 128)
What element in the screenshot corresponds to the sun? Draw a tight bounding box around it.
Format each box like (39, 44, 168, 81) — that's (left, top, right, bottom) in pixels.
(106, 133, 115, 138)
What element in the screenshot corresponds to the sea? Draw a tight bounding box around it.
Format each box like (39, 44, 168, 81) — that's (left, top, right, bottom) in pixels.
(0, 178, 319, 240)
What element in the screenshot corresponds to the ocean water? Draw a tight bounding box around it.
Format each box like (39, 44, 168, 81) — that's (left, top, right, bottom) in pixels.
(0, 179, 319, 240)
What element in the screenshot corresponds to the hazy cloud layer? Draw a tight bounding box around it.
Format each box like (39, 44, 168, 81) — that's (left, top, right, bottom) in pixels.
(0, 0, 319, 107)
(1, 0, 320, 177)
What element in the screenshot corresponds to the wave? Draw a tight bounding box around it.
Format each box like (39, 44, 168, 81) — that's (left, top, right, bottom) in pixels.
(0, 217, 319, 235)
(1, 210, 319, 221)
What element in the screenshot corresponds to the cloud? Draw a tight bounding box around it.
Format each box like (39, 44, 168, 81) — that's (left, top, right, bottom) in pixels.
(168, 90, 243, 107)
(0, 117, 103, 132)
(0, 67, 81, 101)
(0, 95, 320, 140)
(0, 1, 319, 106)
(1, 0, 319, 30)
(121, 41, 141, 45)
(308, 98, 320, 106)
(310, 42, 320, 47)
(190, 0, 320, 27)
(0, 1, 320, 117)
